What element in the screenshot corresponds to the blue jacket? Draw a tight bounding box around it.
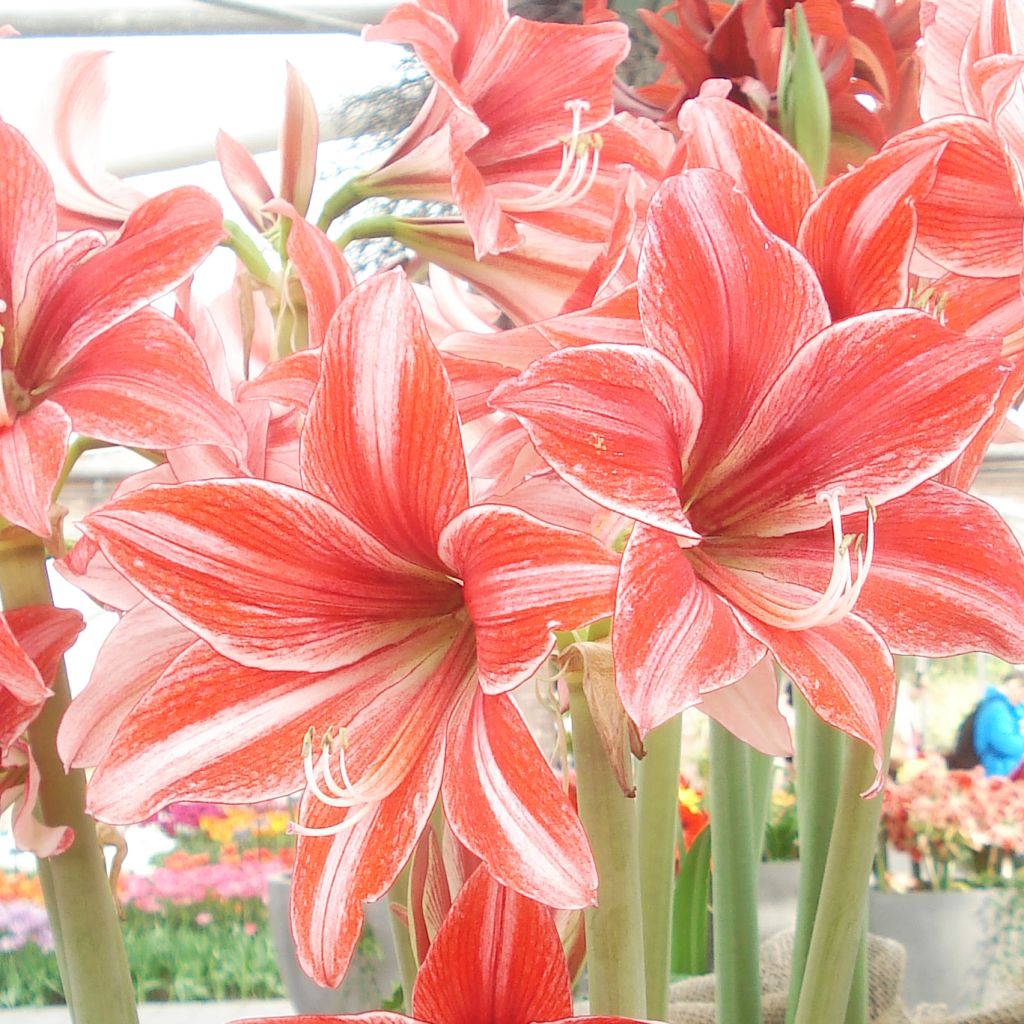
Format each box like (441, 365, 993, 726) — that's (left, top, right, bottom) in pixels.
(974, 687, 1024, 777)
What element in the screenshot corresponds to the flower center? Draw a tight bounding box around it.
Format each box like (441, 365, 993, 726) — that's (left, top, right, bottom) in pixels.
(500, 99, 603, 214)
(286, 727, 376, 838)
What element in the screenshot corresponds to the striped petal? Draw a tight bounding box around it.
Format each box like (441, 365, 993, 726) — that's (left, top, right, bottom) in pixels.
(613, 523, 766, 735)
(413, 867, 574, 1024)
(301, 271, 469, 571)
(443, 690, 597, 910)
(82, 479, 462, 673)
(438, 504, 619, 693)
(491, 344, 703, 538)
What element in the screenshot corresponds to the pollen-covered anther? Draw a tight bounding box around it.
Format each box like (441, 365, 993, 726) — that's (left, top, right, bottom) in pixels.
(500, 99, 603, 214)
(743, 488, 876, 631)
(289, 726, 377, 838)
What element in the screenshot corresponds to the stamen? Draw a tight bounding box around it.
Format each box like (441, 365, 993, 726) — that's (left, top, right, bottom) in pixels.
(500, 99, 603, 214)
(286, 802, 375, 838)
(301, 726, 371, 809)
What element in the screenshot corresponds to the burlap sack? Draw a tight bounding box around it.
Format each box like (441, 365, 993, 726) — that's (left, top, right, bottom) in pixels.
(664, 932, 1024, 1024)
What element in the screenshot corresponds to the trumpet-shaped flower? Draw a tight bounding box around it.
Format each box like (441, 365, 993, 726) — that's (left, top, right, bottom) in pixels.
(235, 866, 647, 1024)
(494, 168, 1024, 788)
(0, 120, 244, 537)
(80, 270, 618, 986)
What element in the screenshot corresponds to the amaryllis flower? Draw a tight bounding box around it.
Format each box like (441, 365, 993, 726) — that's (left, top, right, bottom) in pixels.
(494, 168, 1024, 788)
(0, 604, 84, 857)
(357, 0, 631, 257)
(236, 866, 647, 1024)
(0, 120, 244, 537)
(79, 269, 618, 985)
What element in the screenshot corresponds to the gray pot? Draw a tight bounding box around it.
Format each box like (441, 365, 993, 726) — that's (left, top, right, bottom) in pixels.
(868, 887, 1014, 1012)
(267, 874, 402, 1014)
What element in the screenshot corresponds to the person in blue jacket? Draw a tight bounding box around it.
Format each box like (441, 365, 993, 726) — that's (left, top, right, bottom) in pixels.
(974, 670, 1024, 777)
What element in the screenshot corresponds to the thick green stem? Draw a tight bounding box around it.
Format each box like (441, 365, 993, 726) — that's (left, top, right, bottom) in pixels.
(792, 738, 887, 1024)
(786, 691, 844, 1022)
(0, 532, 138, 1024)
(637, 713, 682, 1020)
(221, 220, 274, 285)
(708, 721, 762, 1024)
(568, 680, 647, 1018)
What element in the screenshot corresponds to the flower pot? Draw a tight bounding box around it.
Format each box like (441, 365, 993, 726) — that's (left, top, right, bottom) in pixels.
(868, 887, 1013, 1012)
(267, 874, 401, 1014)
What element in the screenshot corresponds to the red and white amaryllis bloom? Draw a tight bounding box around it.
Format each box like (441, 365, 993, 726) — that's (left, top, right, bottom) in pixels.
(0, 120, 244, 538)
(237, 866, 646, 1024)
(79, 270, 618, 986)
(494, 168, 1024, 789)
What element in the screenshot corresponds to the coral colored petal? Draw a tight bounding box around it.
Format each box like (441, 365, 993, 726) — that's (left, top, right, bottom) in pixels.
(904, 116, 1024, 277)
(58, 603, 194, 770)
(82, 479, 462, 672)
(0, 121, 57, 340)
(49, 308, 246, 452)
(292, 729, 445, 987)
(0, 401, 71, 538)
(0, 617, 47, 750)
(443, 691, 597, 909)
(614, 523, 765, 735)
(23, 186, 225, 382)
(920, 0, 984, 118)
(279, 63, 319, 218)
(798, 137, 944, 319)
(698, 658, 792, 757)
(238, 349, 320, 409)
(449, 133, 520, 258)
(233, 1016, 415, 1024)
(678, 94, 815, 244)
(266, 203, 353, 348)
(216, 129, 274, 231)
(491, 344, 703, 537)
(692, 311, 1005, 536)
(84, 622, 467, 824)
(413, 868, 574, 1024)
(301, 271, 469, 570)
(639, 170, 831, 490)
(4, 605, 83, 688)
(439, 504, 618, 693)
(741, 613, 894, 793)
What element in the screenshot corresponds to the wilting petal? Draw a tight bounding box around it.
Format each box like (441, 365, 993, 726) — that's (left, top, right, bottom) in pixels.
(740, 612, 894, 793)
(492, 344, 703, 537)
(438, 504, 618, 693)
(678, 93, 815, 244)
(443, 690, 597, 909)
(3, 743, 74, 858)
(413, 868, 574, 1024)
(798, 137, 944, 318)
(302, 272, 469, 570)
(692, 311, 1005, 536)
(697, 657, 792, 757)
(292, 728, 445, 987)
(22, 186, 226, 383)
(58, 602, 194, 770)
(82, 479, 462, 672)
(0, 400, 71, 538)
(614, 523, 765, 735)
(49, 308, 246, 452)
(639, 170, 831, 490)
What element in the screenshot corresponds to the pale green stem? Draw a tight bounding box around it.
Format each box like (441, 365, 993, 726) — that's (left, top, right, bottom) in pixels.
(52, 438, 115, 504)
(0, 532, 138, 1024)
(334, 214, 398, 252)
(317, 177, 368, 231)
(221, 220, 274, 285)
(708, 721, 762, 1024)
(387, 859, 418, 1015)
(637, 713, 682, 1020)
(792, 737, 888, 1024)
(786, 691, 844, 1023)
(568, 679, 647, 1018)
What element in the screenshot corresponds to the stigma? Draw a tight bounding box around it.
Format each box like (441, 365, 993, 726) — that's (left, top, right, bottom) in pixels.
(500, 100, 603, 214)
